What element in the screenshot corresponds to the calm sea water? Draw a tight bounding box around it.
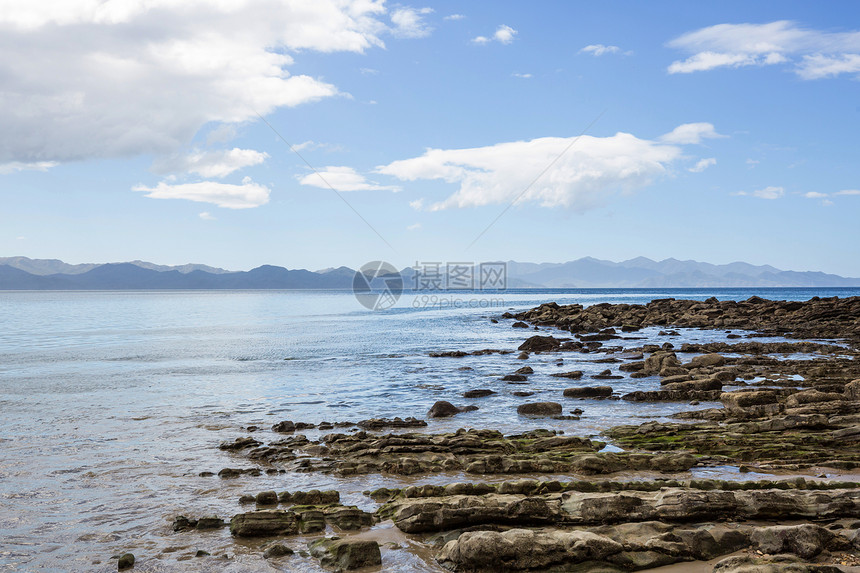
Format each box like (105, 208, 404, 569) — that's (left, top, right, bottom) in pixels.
(1, 288, 857, 572)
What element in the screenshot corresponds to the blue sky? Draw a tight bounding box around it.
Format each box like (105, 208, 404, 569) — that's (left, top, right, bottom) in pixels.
(1, 1, 859, 275)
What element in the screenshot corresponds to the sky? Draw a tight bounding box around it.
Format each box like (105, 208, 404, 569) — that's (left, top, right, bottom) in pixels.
(1, 0, 859, 275)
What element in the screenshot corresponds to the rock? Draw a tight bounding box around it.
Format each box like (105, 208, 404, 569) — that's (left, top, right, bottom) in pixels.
(464, 389, 495, 398)
(219, 436, 261, 450)
(845, 379, 860, 401)
(720, 390, 779, 409)
(195, 516, 224, 529)
(643, 351, 681, 375)
(785, 390, 845, 408)
(256, 491, 278, 506)
(518, 335, 561, 352)
(549, 371, 584, 379)
(172, 516, 196, 531)
(515, 366, 534, 375)
(512, 391, 535, 397)
(593, 369, 623, 380)
(230, 510, 298, 537)
(428, 401, 461, 418)
(282, 490, 340, 505)
(263, 543, 294, 558)
(356, 417, 427, 430)
(750, 524, 833, 559)
(437, 528, 624, 572)
(117, 553, 135, 570)
(687, 353, 727, 368)
(309, 538, 381, 570)
(272, 420, 296, 433)
(195, 550, 209, 557)
(563, 386, 613, 398)
(517, 352, 529, 360)
(512, 321, 529, 328)
(713, 554, 842, 573)
(502, 374, 528, 382)
(517, 402, 563, 416)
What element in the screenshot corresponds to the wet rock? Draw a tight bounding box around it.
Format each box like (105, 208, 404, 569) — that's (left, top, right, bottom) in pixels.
(720, 390, 779, 409)
(428, 401, 462, 418)
(512, 321, 529, 328)
(272, 420, 296, 433)
(687, 353, 727, 368)
(281, 490, 340, 505)
(325, 506, 374, 530)
(517, 352, 529, 360)
(713, 554, 842, 573)
(464, 389, 495, 398)
(309, 538, 381, 570)
(517, 402, 563, 416)
(643, 351, 681, 375)
(219, 437, 261, 450)
(785, 390, 845, 408)
(230, 510, 298, 537)
(593, 369, 623, 380)
(263, 543, 293, 559)
(563, 386, 612, 398)
(514, 366, 534, 375)
(218, 468, 261, 478)
(513, 391, 535, 397)
(255, 491, 278, 506)
(172, 516, 197, 531)
(502, 374, 528, 382)
(117, 553, 135, 570)
(518, 335, 561, 352)
(549, 371, 584, 379)
(195, 516, 224, 529)
(356, 417, 427, 430)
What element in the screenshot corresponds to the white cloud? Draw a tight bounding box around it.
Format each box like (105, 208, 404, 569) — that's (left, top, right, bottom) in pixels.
(444, 14, 465, 21)
(738, 186, 784, 200)
(152, 148, 268, 178)
(803, 191, 828, 199)
(512, 72, 532, 78)
(134, 176, 270, 209)
(299, 166, 400, 192)
(0, 1, 395, 164)
(406, 222, 421, 231)
(580, 44, 621, 56)
(689, 157, 716, 172)
(0, 160, 58, 174)
(746, 158, 760, 168)
(377, 127, 700, 211)
(473, 25, 517, 45)
(668, 20, 860, 78)
(822, 199, 835, 207)
(409, 198, 425, 210)
(206, 124, 238, 145)
(836, 189, 860, 196)
(199, 211, 216, 220)
(659, 123, 724, 145)
(390, 7, 433, 39)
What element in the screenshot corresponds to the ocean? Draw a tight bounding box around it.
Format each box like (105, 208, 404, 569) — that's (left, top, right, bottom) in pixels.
(1, 288, 857, 572)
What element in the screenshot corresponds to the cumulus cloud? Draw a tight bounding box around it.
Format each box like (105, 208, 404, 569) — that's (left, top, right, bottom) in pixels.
(390, 7, 433, 39)
(0, 0, 394, 164)
(689, 158, 716, 172)
(377, 127, 703, 211)
(659, 123, 724, 145)
(199, 211, 216, 220)
(580, 44, 621, 56)
(0, 160, 58, 174)
(736, 186, 784, 200)
(134, 177, 270, 209)
(152, 148, 269, 178)
(299, 166, 400, 192)
(668, 20, 860, 78)
(473, 25, 517, 45)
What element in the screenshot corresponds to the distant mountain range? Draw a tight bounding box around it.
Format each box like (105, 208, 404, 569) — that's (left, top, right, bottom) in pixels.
(1, 256, 858, 290)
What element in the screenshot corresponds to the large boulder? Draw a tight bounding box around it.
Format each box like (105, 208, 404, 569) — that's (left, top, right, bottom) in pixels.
(720, 390, 779, 410)
(230, 510, 298, 537)
(686, 353, 727, 368)
(750, 524, 834, 559)
(643, 351, 681, 375)
(428, 400, 477, 418)
(309, 538, 381, 570)
(517, 402, 563, 416)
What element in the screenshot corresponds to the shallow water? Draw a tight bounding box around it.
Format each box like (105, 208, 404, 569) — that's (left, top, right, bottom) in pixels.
(1, 288, 858, 571)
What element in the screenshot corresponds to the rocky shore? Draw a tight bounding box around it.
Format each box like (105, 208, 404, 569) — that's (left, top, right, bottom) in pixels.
(162, 296, 860, 572)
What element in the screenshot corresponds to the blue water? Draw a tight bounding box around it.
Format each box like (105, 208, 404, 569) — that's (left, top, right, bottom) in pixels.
(0, 288, 857, 572)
